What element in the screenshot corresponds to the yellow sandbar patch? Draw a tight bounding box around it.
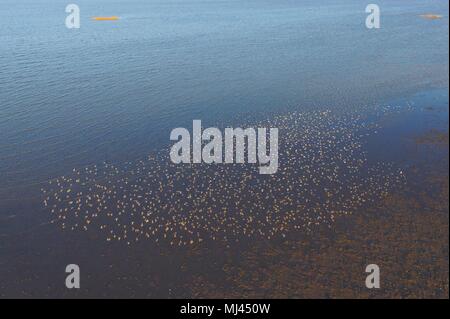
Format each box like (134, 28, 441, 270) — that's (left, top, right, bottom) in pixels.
(420, 14, 443, 20)
(92, 16, 119, 21)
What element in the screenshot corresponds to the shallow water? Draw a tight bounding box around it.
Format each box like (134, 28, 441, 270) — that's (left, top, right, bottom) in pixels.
(0, 0, 448, 297)
(1, 0, 448, 189)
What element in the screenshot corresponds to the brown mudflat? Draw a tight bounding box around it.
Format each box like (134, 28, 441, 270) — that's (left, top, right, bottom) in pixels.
(182, 130, 449, 299)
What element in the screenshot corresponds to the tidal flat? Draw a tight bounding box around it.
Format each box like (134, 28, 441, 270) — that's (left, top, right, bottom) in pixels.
(184, 139, 449, 299)
(165, 91, 450, 299)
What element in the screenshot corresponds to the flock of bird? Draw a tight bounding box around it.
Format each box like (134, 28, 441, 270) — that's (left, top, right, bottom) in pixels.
(41, 108, 405, 246)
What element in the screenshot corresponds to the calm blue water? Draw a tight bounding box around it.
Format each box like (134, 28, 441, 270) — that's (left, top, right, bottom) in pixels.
(0, 0, 448, 192)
